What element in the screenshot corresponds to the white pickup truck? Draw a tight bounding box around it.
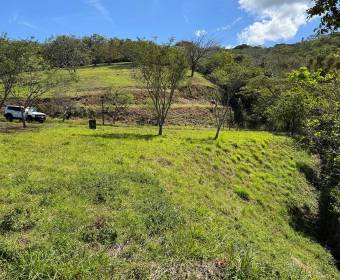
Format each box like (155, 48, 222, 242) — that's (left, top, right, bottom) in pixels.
(4, 105, 46, 123)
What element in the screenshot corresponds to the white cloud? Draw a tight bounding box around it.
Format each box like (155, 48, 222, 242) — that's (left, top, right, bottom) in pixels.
(87, 0, 113, 22)
(224, 44, 235, 49)
(238, 0, 310, 45)
(8, 13, 37, 30)
(18, 21, 38, 29)
(195, 29, 208, 37)
(8, 13, 18, 24)
(217, 17, 242, 32)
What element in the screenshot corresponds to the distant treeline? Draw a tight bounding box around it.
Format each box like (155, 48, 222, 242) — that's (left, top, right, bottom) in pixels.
(2, 32, 339, 74)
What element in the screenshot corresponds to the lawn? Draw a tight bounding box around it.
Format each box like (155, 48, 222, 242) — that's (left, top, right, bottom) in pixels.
(0, 122, 338, 279)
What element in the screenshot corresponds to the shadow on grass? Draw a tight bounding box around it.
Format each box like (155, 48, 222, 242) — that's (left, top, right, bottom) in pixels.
(288, 162, 320, 238)
(85, 133, 157, 141)
(288, 204, 319, 240)
(0, 122, 40, 133)
(184, 137, 215, 145)
(107, 62, 133, 70)
(288, 162, 321, 245)
(296, 162, 319, 189)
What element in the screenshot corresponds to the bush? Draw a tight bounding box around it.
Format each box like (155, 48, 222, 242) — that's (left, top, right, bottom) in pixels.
(324, 187, 340, 260)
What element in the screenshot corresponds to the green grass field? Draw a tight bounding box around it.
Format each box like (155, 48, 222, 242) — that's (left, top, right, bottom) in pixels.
(0, 122, 338, 279)
(9, 63, 215, 99)
(69, 63, 214, 93)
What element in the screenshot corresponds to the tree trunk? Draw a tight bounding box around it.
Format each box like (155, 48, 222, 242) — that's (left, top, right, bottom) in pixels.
(214, 124, 222, 140)
(21, 109, 26, 128)
(0, 89, 11, 110)
(0, 99, 5, 111)
(190, 66, 195, 77)
(158, 124, 163, 136)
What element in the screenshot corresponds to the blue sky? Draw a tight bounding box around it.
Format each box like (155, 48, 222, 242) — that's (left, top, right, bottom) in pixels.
(0, 0, 319, 47)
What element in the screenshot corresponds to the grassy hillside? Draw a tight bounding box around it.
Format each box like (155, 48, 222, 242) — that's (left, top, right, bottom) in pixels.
(0, 122, 338, 279)
(67, 63, 214, 94)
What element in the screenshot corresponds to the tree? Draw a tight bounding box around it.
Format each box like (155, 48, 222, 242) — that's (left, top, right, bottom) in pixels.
(106, 38, 125, 63)
(82, 34, 107, 66)
(15, 42, 76, 128)
(302, 75, 340, 261)
(210, 89, 233, 140)
(0, 37, 28, 109)
(133, 41, 187, 135)
(209, 56, 262, 136)
(179, 35, 217, 77)
(265, 67, 322, 135)
(267, 88, 312, 136)
(244, 75, 288, 127)
(308, 0, 340, 34)
(43, 35, 89, 72)
(105, 89, 132, 124)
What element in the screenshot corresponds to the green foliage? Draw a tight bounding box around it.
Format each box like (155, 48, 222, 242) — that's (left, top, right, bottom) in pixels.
(307, 0, 340, 34)
(291, 68, 340, 262)
(266, 88, 312, 135)
(82, 34, 108, 66)
(231, 33, 340, 77)
(209, 54, 262, 128)
(132, 40, 188, 135)
(198, 50, 234, 75)
(43, 35, 90, 72)
(0, 36, 30, 108)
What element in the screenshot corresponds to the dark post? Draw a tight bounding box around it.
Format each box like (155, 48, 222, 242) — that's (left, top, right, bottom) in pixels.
(89, 119, 96, 129)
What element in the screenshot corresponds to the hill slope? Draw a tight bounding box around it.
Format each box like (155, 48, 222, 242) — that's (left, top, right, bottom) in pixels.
(63, 63, 214, 94)
(229, 33, 340, 76)
(0, 124, 338, 279)
(23, 63, 217, 126)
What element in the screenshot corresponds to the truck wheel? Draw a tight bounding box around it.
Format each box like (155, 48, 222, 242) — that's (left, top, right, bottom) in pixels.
(27, 116, 33, 123)
(5, 114, 13, 122)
